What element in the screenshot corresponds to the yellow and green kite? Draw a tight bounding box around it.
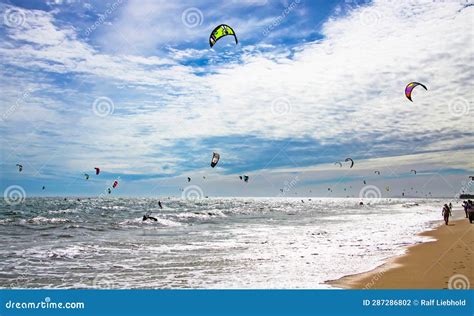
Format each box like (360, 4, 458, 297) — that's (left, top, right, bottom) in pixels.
(209, 24, 238, 48)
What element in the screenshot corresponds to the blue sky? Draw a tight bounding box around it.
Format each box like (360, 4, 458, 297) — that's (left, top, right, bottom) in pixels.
(0, 0, 473, 198)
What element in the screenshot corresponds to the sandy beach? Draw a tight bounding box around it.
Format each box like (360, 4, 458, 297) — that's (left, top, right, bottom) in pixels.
(330, 210, 473, 289)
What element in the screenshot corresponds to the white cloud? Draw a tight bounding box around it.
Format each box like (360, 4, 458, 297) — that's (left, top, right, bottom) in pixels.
(0, 1, 472, 192)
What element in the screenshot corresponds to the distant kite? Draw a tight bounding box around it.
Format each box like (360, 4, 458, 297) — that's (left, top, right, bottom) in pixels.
(211, 152, 220, 168)
(187, 177, 191, 182)
(334, 162, 342, 167)
(112, 180, 118, 189)
(16, 164, 23, 172)
(209, 24, 238, 48)
(411, 169, 417, 175)
(405, 82, 427, 102)
(374, 171, 381, 175)
(94, 167, 100, 175)
(345, 158, 354, 168)
(84, 173, 90, 180)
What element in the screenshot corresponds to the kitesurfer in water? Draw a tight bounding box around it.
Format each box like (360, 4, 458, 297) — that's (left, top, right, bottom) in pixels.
(143, 210, 158, 222)
(143, 214, 158, 222)
(158, 200, 163, 209)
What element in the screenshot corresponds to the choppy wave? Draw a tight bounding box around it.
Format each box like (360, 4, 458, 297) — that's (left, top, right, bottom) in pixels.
(0, 197, 452, 289)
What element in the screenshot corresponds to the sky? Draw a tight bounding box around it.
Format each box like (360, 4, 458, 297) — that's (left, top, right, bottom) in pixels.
(0, 0, 473, 199)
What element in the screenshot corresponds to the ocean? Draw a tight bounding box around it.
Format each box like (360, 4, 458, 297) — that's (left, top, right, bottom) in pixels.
(0, 197, 446, 289)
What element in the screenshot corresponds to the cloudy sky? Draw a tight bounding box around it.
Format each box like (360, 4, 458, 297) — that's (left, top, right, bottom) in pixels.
(0, 0, 473, 198)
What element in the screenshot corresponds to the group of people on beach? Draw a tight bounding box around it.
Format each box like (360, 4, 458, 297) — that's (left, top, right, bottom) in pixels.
(443, 200, 474, 225)
(462, 200, 473, 223)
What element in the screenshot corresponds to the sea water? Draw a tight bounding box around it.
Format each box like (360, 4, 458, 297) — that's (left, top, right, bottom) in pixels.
(0, 197, 447, 289)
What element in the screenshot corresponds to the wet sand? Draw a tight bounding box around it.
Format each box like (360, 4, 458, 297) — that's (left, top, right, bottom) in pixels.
(329, 211, 473, 289)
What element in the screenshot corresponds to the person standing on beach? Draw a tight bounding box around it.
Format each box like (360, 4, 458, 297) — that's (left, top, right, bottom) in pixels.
(463, 201, 469, 218)
(442, 204, 451, 225)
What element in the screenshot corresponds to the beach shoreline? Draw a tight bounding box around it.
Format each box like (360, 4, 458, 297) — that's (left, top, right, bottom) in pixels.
(328, 210, 473, 289)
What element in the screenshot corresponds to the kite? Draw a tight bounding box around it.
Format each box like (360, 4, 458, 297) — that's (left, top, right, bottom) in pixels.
(345, 158, 354, 168)
(385, 186, 390, 192)
(112, 180, 118, 189)
(209, 24, 238, 48)
(42, 186, 45, 190)
(363, 180, 366, 184)
(374, 171, 381, 175)
(211, 152, 220, 168)
(107, 188, 112, 194)
(94, 167, 100, 175)
(239, 175, 249, 182)
(16, 164, 23, 172)
(84, 173, 90, 180)
(405, 82, 427, 102)
(334, 162, 342, 167)
(187, 177, 191, 182)
(411, 169, 417, 175)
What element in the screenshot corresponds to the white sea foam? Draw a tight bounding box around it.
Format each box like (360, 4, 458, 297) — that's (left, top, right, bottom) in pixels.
(0, 197, 458, 289)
